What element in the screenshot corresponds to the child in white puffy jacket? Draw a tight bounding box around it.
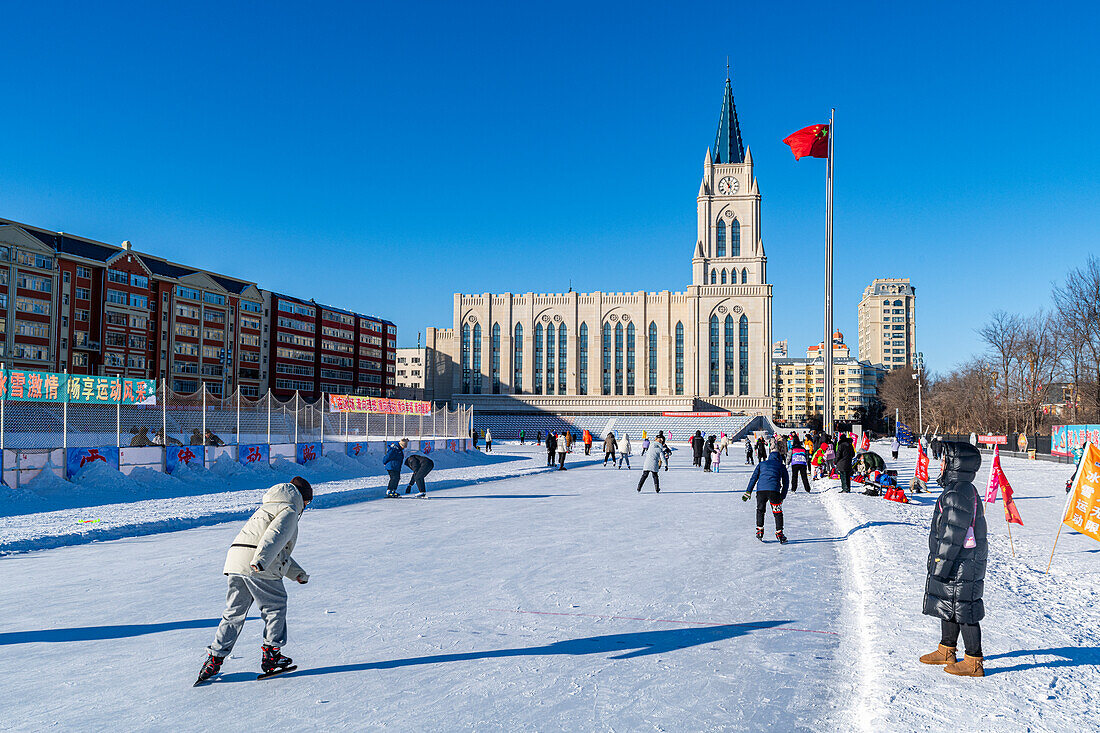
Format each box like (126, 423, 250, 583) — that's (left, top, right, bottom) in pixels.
(195, 477, 312, 685)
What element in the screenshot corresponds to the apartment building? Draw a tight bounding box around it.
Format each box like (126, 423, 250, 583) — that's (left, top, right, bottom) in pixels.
(857, 278, 916, 370)
(0, 218, 395, 399)
(773, 332, 886, 425)
(394, 347, 427, 400)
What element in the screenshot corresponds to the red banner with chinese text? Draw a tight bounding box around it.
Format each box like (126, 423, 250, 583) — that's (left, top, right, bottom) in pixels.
(328, 394, 431, 415)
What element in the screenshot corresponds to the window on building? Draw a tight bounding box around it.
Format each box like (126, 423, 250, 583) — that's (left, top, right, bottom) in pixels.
(241, 300, 262, 313)
(176, 286, 200, 300)
(558, 323, 567, 394)
(513, 323, 523, 393)
(131, 274, 148, 289)
(491, 323, 501, 394)
(17, 273, 52, 292)
(545, 322, 555, 395)
(625, 322, 635, 395)
(710, 269, 717, 285)
(578, 322, 588, 395)
(106, 311, 128, 327)
(72, 352, 89, 367)
(648, 322, 657, 395)
(130, 294, 149, 309)
(739, 314, 749, 395)
(612, 322, 623, 395)
(533, 323, 543, 395)
(204, 292, 226, 305)
(460, 324, 471, 393)
(17, 252, 53, 269)
(15, 320, 49, 338)
(472, 323, 482, 393)
(709, 314, 720, 395)
(105, 332, 126, 348)
(721, 269, 727, 284)
(74, 287, 90, 300)
(76, 266, 91, 279)
(601, 322, 611, 395)
(716, 219, 726, 257)
(107, 270, 128, 284)
(724, 314, 736, 394)
(675, 322, 684, 395)
(106, 289, 127, 305)
(15, 297, 50, 315)
(741, 268, 748, 284)
(730, 219, 741, 256)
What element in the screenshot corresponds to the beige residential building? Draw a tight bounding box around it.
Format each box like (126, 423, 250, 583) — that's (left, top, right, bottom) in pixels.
(773, 331, 886, 425)
(858, 278, 916, 370)
(394, 347, 427, 400)
(425, 77, 774, 416)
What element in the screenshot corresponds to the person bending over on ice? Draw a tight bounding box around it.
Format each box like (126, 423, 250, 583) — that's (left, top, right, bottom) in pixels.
(920, 441, 987, 677)
(637, 435, 667, 492)
(383, 438, 409, 498)
(742, 449, 790, 544)
(404, 452, 434, 497)
(196, 477, 312, 685)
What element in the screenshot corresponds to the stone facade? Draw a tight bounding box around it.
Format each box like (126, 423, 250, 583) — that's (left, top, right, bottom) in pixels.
(425, 79, 774, 415)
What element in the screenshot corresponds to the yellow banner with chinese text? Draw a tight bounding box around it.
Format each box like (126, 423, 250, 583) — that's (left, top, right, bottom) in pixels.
(1063, 441, 1100, 542)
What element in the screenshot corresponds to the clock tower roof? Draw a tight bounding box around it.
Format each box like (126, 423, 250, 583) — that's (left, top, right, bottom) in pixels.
(713, 76, 746, 165)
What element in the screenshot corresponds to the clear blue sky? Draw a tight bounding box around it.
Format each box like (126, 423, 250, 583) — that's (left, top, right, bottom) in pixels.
(2, 1, 1096, 372)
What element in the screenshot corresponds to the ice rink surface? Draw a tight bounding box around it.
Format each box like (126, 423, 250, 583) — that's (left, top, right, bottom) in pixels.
(1, 441, 1096, 731)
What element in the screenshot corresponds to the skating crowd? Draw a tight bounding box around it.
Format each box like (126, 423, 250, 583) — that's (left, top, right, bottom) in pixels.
(196, 424, 992, 683)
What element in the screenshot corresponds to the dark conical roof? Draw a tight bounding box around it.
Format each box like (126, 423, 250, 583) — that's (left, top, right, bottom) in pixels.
(713, 76, 745, 164)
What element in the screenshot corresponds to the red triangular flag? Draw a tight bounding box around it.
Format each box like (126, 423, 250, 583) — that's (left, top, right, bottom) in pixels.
(783, 124, 829, 160)
(860, 432, 870, 451)
(916, 443, 929, 482)
(1002, 478, 1023, 526)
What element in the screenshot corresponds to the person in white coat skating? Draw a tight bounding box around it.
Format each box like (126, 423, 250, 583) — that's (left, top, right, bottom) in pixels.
(637, 435, 667, 492)
(196, 477, 312, 685)
(618, 434, 633, 469)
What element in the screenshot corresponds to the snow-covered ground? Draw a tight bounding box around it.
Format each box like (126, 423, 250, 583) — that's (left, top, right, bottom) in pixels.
(0, 441, 1096, 731)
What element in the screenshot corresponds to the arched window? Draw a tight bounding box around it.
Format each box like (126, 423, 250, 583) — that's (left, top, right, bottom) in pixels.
(472, 324, 482, 393)
(513, 323, 523, 393)
(614, 322, 624, 395)
(709, 314, 720, 395)
(533, 323, 543, 394)
(648, 321, 658, 395)
(710, 269, 717, 285)
(724, 314, 735, 394)
(578, 323, 588, 395)
(675, 322, 684, 395)
(601, 322, 612, 395)
(461, 324, 471, 393)
(720, 269, 727, 284)
(741, 267, 748, 284)
(739, 314, 749, 395)
(730, 219, 741, 256)
(491, 323, 501, 394)
(558, 323, 567, 394)
(545, 322, 555, 395)
(716, 219, 726, 257)
(626, 322, 636, 395)
(893, 299, 903, 306)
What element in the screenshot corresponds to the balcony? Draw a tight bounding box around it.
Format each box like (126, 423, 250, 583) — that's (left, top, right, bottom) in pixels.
(74, 340, 101, 352)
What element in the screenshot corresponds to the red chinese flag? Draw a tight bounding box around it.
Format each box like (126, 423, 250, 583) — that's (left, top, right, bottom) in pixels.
(916, 443, 929, 482)
(783, 124, 829, 160)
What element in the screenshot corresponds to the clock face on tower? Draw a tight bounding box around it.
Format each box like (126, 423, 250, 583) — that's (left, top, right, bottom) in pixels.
(718, 176, 739, 195)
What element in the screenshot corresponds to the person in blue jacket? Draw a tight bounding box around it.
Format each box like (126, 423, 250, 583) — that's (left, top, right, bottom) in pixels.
(742, 450, 790, 544)
(383, 438, 409, 498)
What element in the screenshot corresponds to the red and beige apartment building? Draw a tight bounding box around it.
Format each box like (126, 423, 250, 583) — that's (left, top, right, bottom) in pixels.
(0, 218, 396, 399)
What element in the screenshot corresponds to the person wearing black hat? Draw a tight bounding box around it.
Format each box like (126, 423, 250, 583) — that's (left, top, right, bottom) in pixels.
(919, 442, 988, 677)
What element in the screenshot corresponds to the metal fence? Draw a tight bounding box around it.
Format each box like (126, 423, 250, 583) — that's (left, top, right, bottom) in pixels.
(0, 384, 472, 451)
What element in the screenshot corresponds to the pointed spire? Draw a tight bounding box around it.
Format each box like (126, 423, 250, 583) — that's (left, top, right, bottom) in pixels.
(698, 177, 707, 197)
(750, 177, 758, 195)
(713, 76, 746, 164)
(744, 145, 753, 166)
(704, 147, 712, 167)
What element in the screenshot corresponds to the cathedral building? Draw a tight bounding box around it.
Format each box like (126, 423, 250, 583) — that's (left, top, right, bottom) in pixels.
(425, 78, 774, 416)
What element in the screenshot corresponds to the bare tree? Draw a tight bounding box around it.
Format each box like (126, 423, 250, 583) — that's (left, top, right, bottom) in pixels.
(978, 311, 1024, 432)
(879, 367, 919, 427)
(1052, 255, 1100, 422)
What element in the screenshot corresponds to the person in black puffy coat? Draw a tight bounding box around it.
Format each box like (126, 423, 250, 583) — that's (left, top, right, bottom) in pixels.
(919, 441, 987, 677)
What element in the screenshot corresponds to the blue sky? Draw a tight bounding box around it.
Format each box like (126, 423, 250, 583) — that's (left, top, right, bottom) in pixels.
(1, 1, 1096, 372)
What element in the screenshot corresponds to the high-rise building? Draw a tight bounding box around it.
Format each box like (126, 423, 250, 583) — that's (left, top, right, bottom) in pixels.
(773, 331, 886, 425)
(857, 278, 916, 370)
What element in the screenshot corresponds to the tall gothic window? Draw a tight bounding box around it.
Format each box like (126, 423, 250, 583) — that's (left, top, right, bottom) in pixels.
(741, 267, 748, 284)
(579, 322, 588, 395)
(709, 314, 719, 395)
(601, 322, 611, 395)
(648, 321, 657, 395)
(716, 219, 726, 257)
(614, 323, 624, 395)
(724, 314, 736, 394)
(731, 218, 741, 256)
(675, 322, 684, 395)
(491, 323, 501, 394)
(626, 322, 636, 395)
(546, 322, 555, 395)
(472, 324, 482, 393)
(461, 324, 471, 393)
(558, 323, 567, 394)
(710, 269, 717, 285)
(739, 314, 749, 395)
(534, 323, 543, 394)
(721, 269, 727, 284)
(513, 323, 523, 393)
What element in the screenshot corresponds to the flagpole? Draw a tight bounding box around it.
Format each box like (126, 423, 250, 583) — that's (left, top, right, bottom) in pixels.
(1006, 519, 1016, 558)
(823, 108, 835, 436)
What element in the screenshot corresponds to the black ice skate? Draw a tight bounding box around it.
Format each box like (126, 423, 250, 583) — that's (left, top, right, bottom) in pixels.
(756, 528, 764, 542)
(258, 645, 296, 679)
(776, 531, 788, 545)
(193, 653, 224, 686)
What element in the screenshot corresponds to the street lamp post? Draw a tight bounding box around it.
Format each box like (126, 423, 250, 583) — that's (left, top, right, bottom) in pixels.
(912, 369, 923, 435)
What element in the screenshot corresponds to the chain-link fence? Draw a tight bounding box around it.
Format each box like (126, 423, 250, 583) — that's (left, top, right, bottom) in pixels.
(0, 384, 472, 451)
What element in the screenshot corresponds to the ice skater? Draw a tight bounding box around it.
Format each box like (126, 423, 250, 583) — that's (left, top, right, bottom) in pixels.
(618, 434, 632, 469)
(404, 452, 434, 497)
(603, 432, 618, 466)
(383, 438, 409, 497)
(556, 432, 568, 470)
(637, 435, 667, 492)
(711, 441, 722, 473)
(195, 477, 312, 686)
(485, 429, 493, 453)
(745, 437, 754, 465)
(789, 441, 811, 492)
(546, 433, 558, 466)
(742, 449, 789, 544)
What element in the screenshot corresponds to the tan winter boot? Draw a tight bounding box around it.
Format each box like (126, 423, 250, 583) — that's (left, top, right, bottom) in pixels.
(919, 644, 957, 665)
(945, 654, 984, 677)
